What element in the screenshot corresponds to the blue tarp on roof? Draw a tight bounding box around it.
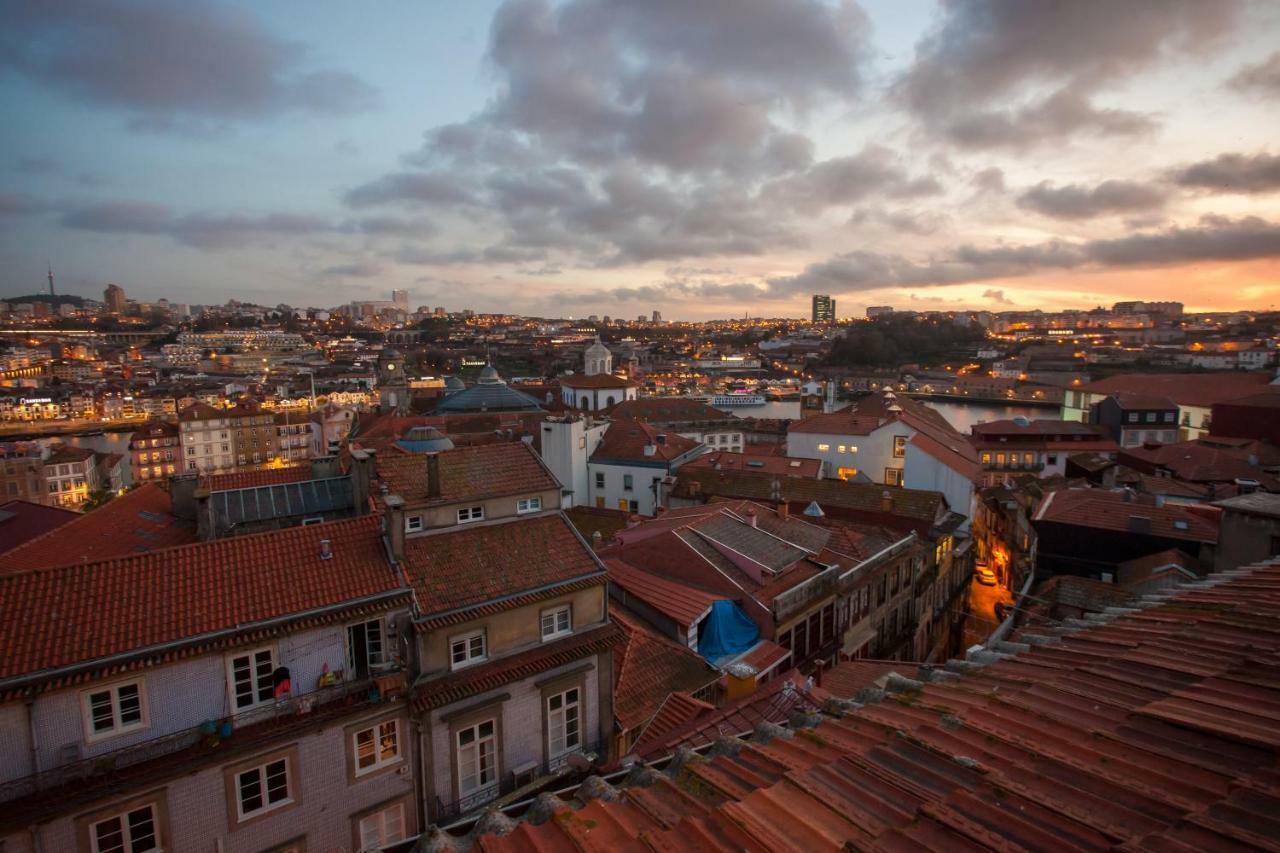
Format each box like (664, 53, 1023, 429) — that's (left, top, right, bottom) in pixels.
(697, 600, 760, 660)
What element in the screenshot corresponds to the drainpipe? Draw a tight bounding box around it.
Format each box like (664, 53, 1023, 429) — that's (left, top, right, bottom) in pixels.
(26, 696, 39, 781)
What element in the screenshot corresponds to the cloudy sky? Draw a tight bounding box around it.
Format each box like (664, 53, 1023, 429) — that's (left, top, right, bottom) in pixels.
(3, 0, 1280, 320)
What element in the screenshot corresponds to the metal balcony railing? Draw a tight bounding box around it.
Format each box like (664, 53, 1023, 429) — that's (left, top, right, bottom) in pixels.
(433, 741, 601, 825)
(0, 676, 380, 804)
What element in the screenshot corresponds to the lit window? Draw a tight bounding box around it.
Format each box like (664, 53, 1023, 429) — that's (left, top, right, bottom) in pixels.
(90, 803, 158, 853)
(83, 680, 146, 740)
(893, 436, 907, 458)
(517, 497, 542, 514)
(816, 443, 830, 452)
(235, 757, 292, 821)
(450, 630, 486, 669)
(457, 506, 484, 523)
(353, 719, 401, 776)
(540, 605, 572, 640)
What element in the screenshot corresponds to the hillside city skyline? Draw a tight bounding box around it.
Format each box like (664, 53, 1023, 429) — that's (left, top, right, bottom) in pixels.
(3, 1, 1280, 319)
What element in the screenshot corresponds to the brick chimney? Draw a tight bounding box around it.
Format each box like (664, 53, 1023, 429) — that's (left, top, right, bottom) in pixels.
(880, 490, 894, 513)
(349, 449, 373, 515)
(383, 494, 406, 561)
(745, 507, 758, 528)
(427, 452, 441, 499)
(194, 487, 214, 541)
(778, 501, 789, 521)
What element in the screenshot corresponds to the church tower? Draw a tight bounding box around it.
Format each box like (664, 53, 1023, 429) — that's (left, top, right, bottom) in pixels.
(584, 336, 612, 376)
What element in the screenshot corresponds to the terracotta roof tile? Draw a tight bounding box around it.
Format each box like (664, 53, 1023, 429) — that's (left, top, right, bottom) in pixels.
(1034, 488, 1220, 543)
(456, 559, 1280, 851)
(0, 515, 405, 686)
(0, 500, 78, 556)
(0, 484, 197, 574)
(591, 421, 700, 464)
(402, 512, 604, 617)
(683, 451, 822, 478)
(202, 464, 312, 491)
(606, 558, 724, 628)
(1080, 372, 1274, 408)
(376, 441, 558, 507)
(559, 373, 639, 389)
(612, 606, 717, 733)
(607, 398, 730, 422)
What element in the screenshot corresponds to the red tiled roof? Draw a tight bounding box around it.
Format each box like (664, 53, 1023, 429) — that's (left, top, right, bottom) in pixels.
(1109, 390, 1178, 410)
(819, 659, 919, 699)
(607, 398, 731, 422)
(177, 401, 223, 421)
(971, 418, 1109, 438)
(591, 420, 700, 463)
(202, 464, 312, 491)
(376, 441, 558, 506)
(683, 451, 821, 478)
(1034, 487, 1219, 543)
(1120, 439, 1280, 488)
(1080, 371, 1274, 408)
(612, 606, 717, 733)
(907, 430, 982, 481)
(412, 622, 624, 713)
(45, 445, 95, 465)
(606, 558, 723, 628)
(739, 639, 791, 676)
(631, 691, 715, 754)
(128, 420, 179, 442)
(0, 484, 197, 574)
(559, 373, 638, 389)
(0, 500, 78, 556)
(0, 515, 405, 686)
(1115, 548, 1200, 589)
(402, 513, 604, 617)
(465, 559, 1280, 851)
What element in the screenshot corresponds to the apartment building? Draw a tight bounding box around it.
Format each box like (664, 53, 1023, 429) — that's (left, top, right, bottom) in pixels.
(129, 419, 182, 482)
(228, 399, 279, 466)
(0, 442, 48, 503)
(43, 445, 100, 508)
(969, 418, 1118, 484)
(0, 516, 419, 853)
(587, 420, 704, 515)
(274, 411, 312, 463)
(178, 402, 235, 473)
(1090, 392, 1179, 448)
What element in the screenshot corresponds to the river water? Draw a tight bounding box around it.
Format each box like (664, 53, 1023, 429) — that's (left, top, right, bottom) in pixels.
(727, 399, 1052, 433)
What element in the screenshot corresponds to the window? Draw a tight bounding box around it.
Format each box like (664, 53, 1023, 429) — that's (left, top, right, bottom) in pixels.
(450, 630, 486, 669)
(90, 803, 158, 853)
(456, 505, 484, 523)
(893, 435, 907, 458)
(594, 471, 605, 489)
(227, 647, 275, 710)
(1163, 411, 1175, 423)
(83, 680, 146, 740)
(1127, 413, 1139, 423)
(516, 496, 542, 514)
(541, 605, 571, 640)
(347, 620, 385, 679)
(623, 474, 633, 491)
(235, 757, 292, 820)
(547, 687, 581, 758)
(358, 801, 406, 851)
(405, 514, 423, 532)
(981, 452, 991, 465)
(456, 720, 498, 797)
(837, 445, 846, 453)
(353, 719, 401, 776)
(885, 468, 902, 486)
(816, 443, 830, 452)
(1047, 453, 1058, 465)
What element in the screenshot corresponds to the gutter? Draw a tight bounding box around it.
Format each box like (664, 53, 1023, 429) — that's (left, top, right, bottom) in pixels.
(413, 569, 607, 624)
(0, 588, 411, 694)
(838, 532, 918, 582)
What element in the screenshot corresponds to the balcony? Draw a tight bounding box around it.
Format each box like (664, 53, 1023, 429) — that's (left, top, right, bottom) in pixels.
(0, 674, 396, 808)
(433, 741, 601, 827)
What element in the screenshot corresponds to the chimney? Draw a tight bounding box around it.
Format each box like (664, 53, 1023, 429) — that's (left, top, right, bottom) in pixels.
(778, 501, 789, 521)
(319, 539, 333, 560)
(170, 474, 199, 520)
(745, 508, 758, 528)
(426, 452, 441, 499)
(349, 449, 372, 515)
(881, 490, 894, 514)
(194, 487, 214, 541)
(384, 494, 406, 561)
(626, 513, 643, 528)
(643, 444, 657, 456)
(591, 530, 603, 550)
(656, 433, 667, 446)
(725, 662, 758, 701)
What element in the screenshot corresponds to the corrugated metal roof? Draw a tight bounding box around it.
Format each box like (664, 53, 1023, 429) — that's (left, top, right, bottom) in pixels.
(209, 476, 353, 526)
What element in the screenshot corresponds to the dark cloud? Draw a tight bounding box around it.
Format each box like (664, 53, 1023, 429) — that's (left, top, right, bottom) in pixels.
(898, 1, 1236, 147)
(849, 208, 947, 236)
(1170, 152, 1280, 194)
(0, 192, 55, 217)
(350, 216, 437, 238)
(347, 0, 871, 267)
(763, 146, 941, 213)
(61, 201, 334, 249)
(0, 1, 377, 127)
(565, 215, 1280, 305)
(1017, 179, 1168, 220)
(1228, 52, 1280, 98)
(972, 167, 1006, 193)
(982, 288, 1014, 305)
(321, 262, 383, 278)
(343, 173, 474, 208)
(942, 88, 1157, 150)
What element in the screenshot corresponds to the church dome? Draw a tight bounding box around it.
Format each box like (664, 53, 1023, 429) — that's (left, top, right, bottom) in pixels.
(478, 364, 502, 385)
(396, 425, 455, 453)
